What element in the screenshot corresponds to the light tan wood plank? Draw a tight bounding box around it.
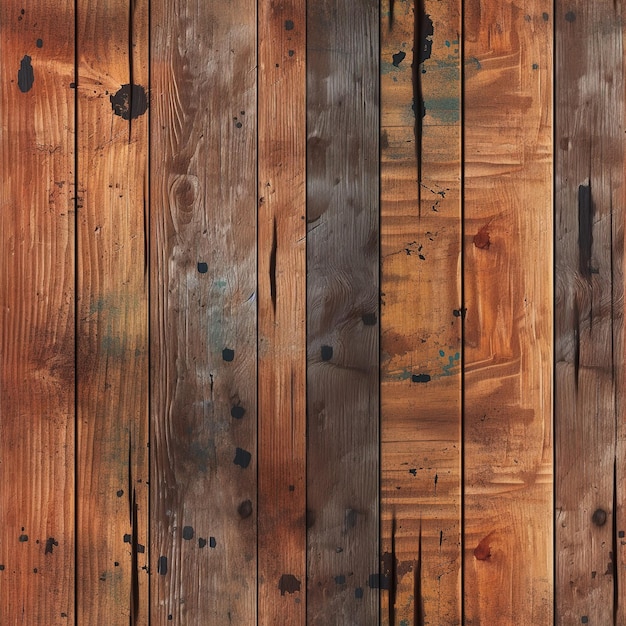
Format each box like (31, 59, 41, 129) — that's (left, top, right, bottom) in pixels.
(463, 2, 553, 623)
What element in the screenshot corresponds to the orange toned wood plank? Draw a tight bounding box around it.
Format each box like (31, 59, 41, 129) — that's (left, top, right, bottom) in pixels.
(150, 1, 257, 623)
(381, 0, 462, 622)
(463, 2, 553, 623)
(76, 0, 149, 622)
(555, 3, 626, 624)
(306, 1, 380, 622)
(258, 1, 306, 623)
(0, 1, 75, 622)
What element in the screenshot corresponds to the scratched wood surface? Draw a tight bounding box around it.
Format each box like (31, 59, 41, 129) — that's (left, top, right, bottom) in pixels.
(380, 0, 462, 623)
(76, 0, 149, 623)
(306, 0, 380, 623)
(149, 0, 257, 623)
(257, 0, 307, 622)
(463, 1, 553, 624)
(555, 2, 626, 624)
(0, 1, 76, 623)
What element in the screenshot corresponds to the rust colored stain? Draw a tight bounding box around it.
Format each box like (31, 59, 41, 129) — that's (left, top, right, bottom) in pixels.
(473, 224, 491, 249)
(474, 533, 494, 561)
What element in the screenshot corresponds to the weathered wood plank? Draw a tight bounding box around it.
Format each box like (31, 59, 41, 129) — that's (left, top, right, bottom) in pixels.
(555, 3, 626, 624)
(0, 1, 75, 622)
(306, 1, 380, 623)
(258, 0, 307, 623)
(76, 0, 149, 623)
(150, 1, 257, 623)
(380, 0, 462, 622)
(463, 2, 553, 623)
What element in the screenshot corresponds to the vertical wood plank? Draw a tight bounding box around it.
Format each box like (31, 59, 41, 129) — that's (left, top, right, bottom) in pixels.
(0, 1, 75, 622)
(76, 0, 149, 623)
(555, 3, 626, 624)
(306, 1, 380, 623)
(150, 0, 257, 622)
(380, 0, 462, 622)
(463, 1, 553, 623)
(258, 0, 307, 623)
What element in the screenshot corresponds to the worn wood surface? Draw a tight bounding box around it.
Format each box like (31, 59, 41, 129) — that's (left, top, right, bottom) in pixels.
(0, 2, 76, 623)
(150, 0, 257, 622)
(258, 0, 307, 623)
(555, 2, 626, 624)
(463, 1, 553, 624)
(381, 0, 462, 622)
(306, 0, 380, 623)
(76, 1, 149, 623)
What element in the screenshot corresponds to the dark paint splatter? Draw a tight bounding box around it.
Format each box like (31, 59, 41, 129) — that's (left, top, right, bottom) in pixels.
(335, 575, 346, 584)
(110, 84, 148, 120)
(581, 617, 588, 624)
(69, 82, 76, 89)
(345, 508, 358, 530)
(412, 2, 434, 206)
(0, 565, 4, 571)
(411, 374, 431, 383)
(158, 556, 168, 575)
(565, 11, 576, 22)
(368, 573, 389, 590)
(591, 508, 607, 527)
(392, 51, 406, 67)
(285, 19, 294, 30)
(409, 468, 417, 476)
(137, 544, 145, 553)
(453, 308, 466, 318)
(321, 345, 333, 361)
(19, 534, 28, 542)
(18, 55, 34, 93)
(362, 312, 377, 326)
(619, 531, 625, 539)
(543, 12, 549, 20)
(117, 489, 124, 497)
(288, 49, 295, 57)
(36, 38, 43, 48)
(45, 537, 58, 555)
(238, 499, 253, 518)
(578, 184, 593, 278)
(124, 534, 131, 543)
(234, 447, 252, 468)
(182, 526, 194, 540)
(209, 537, 216, 548)
(355, 587, 364, 599)
(288, 484, 295, 491)
(197, 262, 208, 273)
(306, 509, 316, 528)
(222, 348, 235, 362)
(278, 574, 301, 595)
(199, 538, 207, 548)
(231, 405, 245, 419)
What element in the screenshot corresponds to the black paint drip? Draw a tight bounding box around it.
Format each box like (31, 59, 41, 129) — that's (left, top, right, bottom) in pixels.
(578, 184, 593, 278)
(234, 447, 252, 469)
(110, 84, 148, 120)
(278, 574, 301, 595)
(18, 55, 34, 92)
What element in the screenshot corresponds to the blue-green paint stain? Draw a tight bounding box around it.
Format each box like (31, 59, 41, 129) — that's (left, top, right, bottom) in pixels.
(214, 279, 227, 289)
(425, 97, 460, 123)
(439, 349, 445, 357)
(400, 621, 410, 626)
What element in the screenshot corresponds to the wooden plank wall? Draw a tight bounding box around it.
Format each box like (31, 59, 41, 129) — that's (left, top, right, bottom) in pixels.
(1, 0, 625, 624)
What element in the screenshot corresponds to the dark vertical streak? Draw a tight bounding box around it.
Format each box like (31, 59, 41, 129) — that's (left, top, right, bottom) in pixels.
(130, 488, 139, 625)
(389, 515, 396, 625)
(613, 459, 618, 626)
(578, 183, 593, 278)
(415, 519, 424, 625)
(389, 0, 395, 29)
(269, 217, 277, 313)
(128, 0, 136, 142)
(573, 299, 580, 389)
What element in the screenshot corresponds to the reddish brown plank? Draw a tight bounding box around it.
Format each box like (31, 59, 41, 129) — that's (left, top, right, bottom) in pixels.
(258, 0, 307, 623)
(463, 1, 553, 623)
(555, 2, 626, 624)
(0, 1, 75, 622)
(76, 0, 149, 622)
(150, 1, 257, 622)
(381, 0, 462, 622)
(306, 0, 380, 623)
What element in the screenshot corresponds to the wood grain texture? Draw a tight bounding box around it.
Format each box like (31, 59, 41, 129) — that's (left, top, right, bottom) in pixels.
(380, 0, 462, 623)
(555, 2, 626, 624)
(76, 0, 149, 623)
(258, 0, 307, 623)
(150, 1, 257, 623)
(306, 1, 380, 623)
(0, 2, 75, 623)
(463, 1, 553, 623)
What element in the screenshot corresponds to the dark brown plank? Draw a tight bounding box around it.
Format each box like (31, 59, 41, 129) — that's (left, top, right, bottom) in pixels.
(555, 3, 625, 624)
(258, 0, 307, 623)
(306, 1, 380, 623)
(463, 1, 553, 623)
(0, 1, 75, 622)
(76, 0, 149, 623)
(380, 0, 462, 622)
(150, 1, 257, 622)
